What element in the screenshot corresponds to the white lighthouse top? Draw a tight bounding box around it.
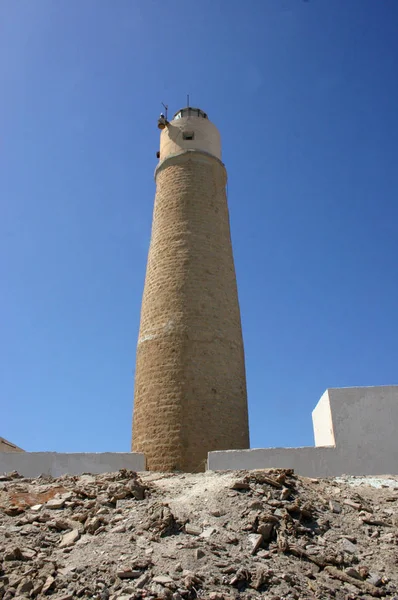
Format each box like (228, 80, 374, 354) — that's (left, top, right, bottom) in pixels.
(159, 106, 221, 162)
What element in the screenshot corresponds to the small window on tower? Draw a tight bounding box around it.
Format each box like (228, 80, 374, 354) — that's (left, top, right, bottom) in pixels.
(183, 131, 195, 141)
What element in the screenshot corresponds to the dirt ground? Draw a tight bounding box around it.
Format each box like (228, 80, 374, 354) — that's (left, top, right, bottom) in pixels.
(1, 468, 398, 600)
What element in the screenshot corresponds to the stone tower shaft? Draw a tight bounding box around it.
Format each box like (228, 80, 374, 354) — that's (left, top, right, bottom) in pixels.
(132, 108, 249, 472)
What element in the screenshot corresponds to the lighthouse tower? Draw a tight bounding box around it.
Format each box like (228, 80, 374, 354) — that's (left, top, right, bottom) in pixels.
(132, 107, 249, 472)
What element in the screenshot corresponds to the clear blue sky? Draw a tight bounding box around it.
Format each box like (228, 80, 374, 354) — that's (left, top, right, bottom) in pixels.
(1, 0, 398, 453)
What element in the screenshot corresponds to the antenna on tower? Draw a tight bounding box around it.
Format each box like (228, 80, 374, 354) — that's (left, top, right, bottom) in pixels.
(187, 94, 190, 107)
(161, 103, 168, 121)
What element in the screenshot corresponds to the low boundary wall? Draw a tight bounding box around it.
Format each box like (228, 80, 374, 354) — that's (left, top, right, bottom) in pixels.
(208, 386, 398, 477)
(0, 452, 146, 478)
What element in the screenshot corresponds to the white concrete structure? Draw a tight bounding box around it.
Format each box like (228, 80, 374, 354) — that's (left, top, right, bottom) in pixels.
(208, 386, 398, 477)
(159, 107, 221, 161)
(0, 452, 145, 478)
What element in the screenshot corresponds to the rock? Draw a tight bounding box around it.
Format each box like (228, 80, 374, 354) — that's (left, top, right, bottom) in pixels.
(4, 546, 23, 561)
(251, 566, 272, 590)
(108, 483, 130, 501)
(94, 525, 106, 535)
(85, 516, 102, 534)
(6, 470, 22, 479)
(229, 567, 251, 587)
(60, 529, 80, 548)
(342, 538, 357, 554)
(143, 502, 180, 537)
(200, 526, 216, 538)
(153, 575, 174, 585)
(257, 522, 274, 541)
(16, 579, 33, 594)
(329, 499, 342, 513)
(46, 497, 66, 509)
(117, 569, 142, 579)
(210, 509, 225, 517)
(358, 565, 370, 579)
(185, 524, 202, 536)
(54, 518, 84, 532)
(248, 533, 263, 555)
(195, 548, 205, 559)
(361, 515, 389, 526)
(79, 474, 96, 484)
(344, 499, 362, 510)
(58, 566, 76, 577)
(132, 557, 152, 570)
(345, 568, 363, 580)
(368, 573, 383, 587)
(31, 581, 45, 596)
(257, 549, 271, 559)
(111, 524, 126, 533)
(135, 573, 151, 588)
(184, 574, 202, 589)
(341, 534, 356, 543)
(230, 479, 250, 491)
(42, 575, 55, 594)
(249, 500, 264, 509)
(20, 547, 36, 560)
(125, 477, 146, 501)
(30, 504, 43, 511)
(3, 505, 24, 516)
(51, 490, 72, 501)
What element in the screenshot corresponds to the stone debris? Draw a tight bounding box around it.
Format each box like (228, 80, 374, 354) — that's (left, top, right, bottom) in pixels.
(184, 524, 202, 536)
(248, 533, 263, 555)
(46, 498, 66, 510)
(199, 526, 216, 538)
(42, 575, 55, 594)
(116, 569, 142, 580)
(152, 575, 173, 585)
(59, 528, 80, 548)
(329, 499, 342, 514)
(1, 468, 398, 599)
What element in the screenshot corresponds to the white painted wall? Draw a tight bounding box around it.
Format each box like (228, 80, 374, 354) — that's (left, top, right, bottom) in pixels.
(160, 115, 221, 161)
(208, 386, 398, 477)
(208, 446, 338, 477)
(0, 452, 146, 478)
(327, 386, 398, 475)
(312, 389, 335, 447)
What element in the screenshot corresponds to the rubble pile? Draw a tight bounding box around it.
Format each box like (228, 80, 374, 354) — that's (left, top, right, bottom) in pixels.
(1, 468, 398, 599)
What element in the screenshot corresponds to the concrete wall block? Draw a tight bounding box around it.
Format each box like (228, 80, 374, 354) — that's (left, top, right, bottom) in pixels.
(208, 386, 398, 477)
(0, 452, 146, 478)
(208, 447, 338, 477)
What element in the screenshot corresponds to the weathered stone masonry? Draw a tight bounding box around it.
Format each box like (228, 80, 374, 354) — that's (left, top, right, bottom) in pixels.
(132, 110, 249, 472)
